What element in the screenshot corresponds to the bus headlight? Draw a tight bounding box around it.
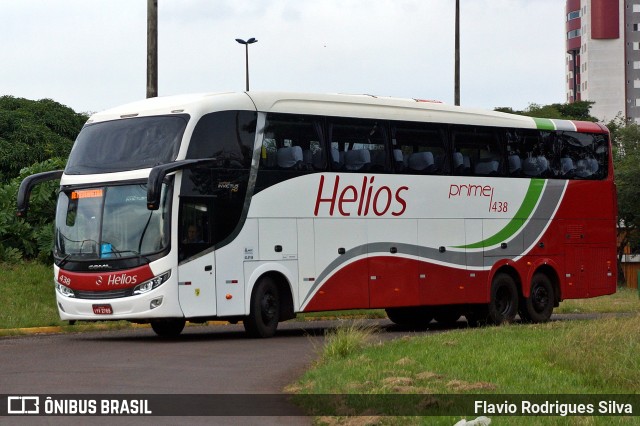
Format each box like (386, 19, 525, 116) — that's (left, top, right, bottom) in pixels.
(56, 283, 75, 298)
(133, 271, 171, 295)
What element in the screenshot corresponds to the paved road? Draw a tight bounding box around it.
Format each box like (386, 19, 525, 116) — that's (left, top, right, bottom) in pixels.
(0, 318, 419, 426)
(0, 314, 602, 425)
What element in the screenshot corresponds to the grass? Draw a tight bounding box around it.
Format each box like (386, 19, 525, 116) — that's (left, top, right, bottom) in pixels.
(288, 290, 640, 425)
(0, 261, 135, 335)
(320, 320, 378, 361)
(290, 317, 640, 424)
(556, 286, 640, 314)
(0, 261, 62, 329)
(297, 310, 387, 321)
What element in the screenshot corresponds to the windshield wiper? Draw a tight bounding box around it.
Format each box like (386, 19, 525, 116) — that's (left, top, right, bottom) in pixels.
(56, 254, 71, 268)
(102, 243, 150, 263)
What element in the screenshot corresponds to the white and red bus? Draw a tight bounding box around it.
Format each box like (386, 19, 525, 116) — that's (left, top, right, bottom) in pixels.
(17, 92, 617, 337)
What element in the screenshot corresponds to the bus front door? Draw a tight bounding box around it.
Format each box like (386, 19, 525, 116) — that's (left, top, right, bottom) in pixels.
(177, 199, 217, 317)
(177, 254, 217, 317)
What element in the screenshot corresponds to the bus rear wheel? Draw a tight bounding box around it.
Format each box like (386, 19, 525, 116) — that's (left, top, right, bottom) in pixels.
(432, 307, 461, 325)
(488, 273, 519, 325)
(244, 277, 280, 338)
(520, 273, 554, 323)
(385, 307, 433, 327)
(151, 318, 186, 338)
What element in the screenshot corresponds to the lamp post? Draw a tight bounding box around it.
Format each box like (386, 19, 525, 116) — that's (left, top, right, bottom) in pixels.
(235, 37, 258, 91)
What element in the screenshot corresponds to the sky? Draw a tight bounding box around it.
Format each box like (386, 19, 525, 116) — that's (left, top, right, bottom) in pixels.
(0, 0, 567, 115)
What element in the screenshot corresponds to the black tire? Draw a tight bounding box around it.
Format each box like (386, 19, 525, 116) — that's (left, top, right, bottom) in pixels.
(465, 306, 489, 327)
(433, 308, 461, 325)
(520, 273, 554, 323)
(488, 273, 519, 325)
(151, 318, 186, 337)
(244, 277, 280, 338)
(385, 307, 433, 327)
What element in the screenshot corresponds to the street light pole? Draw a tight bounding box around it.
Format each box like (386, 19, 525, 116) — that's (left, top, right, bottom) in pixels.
(235, 37, 258, 91)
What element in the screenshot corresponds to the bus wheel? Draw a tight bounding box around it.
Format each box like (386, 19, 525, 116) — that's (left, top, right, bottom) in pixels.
(385, 307, 433, 327)
(244, 277, 280, 338)
(520, 273, 554, 323)
(151, 319, 186, 337)
(433, 310, 461, 325)
(488, 273, 518, 325)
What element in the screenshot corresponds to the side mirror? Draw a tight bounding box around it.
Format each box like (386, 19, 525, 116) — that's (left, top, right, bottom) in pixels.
(16, 170, 63, 217)
(147, 159, 217, 210)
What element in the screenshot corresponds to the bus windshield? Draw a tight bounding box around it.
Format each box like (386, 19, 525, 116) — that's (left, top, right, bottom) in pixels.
(65, 115, 188, 174)
(54, 183, 171, 261)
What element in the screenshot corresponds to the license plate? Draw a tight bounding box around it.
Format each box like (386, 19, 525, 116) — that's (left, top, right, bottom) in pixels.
(92, 304, 113, 315)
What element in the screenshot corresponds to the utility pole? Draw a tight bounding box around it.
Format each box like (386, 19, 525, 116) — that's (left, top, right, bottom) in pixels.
(147, 0, 158, 98)
(454, 0, 460, 106)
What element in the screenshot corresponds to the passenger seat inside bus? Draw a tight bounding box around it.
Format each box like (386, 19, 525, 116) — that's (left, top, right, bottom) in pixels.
(393, 149, 405, 172)
(560, 157, 576, 177)
(508, 154, 522, 176)
(453, 152, 471, 174)
(408, 151, 435, 173)
(277, 146, 304, 169)
(474, 158, 500, 176)
(344, 149, 370, 171)
(331, 147, 344, 170)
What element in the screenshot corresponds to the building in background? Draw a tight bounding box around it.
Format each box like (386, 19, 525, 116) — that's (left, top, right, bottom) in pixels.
(565, 0, 640, 123)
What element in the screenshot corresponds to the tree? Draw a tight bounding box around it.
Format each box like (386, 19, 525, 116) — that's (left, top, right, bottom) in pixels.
(609, 118, 640, 263)
(0, 96, 87, 261)
(0, 96, 87, 182)
(494, 101, 598, 122)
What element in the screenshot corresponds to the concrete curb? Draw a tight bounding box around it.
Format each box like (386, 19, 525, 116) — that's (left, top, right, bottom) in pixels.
(0, 321, 230, 337)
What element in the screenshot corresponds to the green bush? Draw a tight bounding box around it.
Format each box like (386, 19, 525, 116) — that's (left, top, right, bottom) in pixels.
(0, 96, 86, 183)
(0, 158, 66, 262)
(0, 96, 86, 262)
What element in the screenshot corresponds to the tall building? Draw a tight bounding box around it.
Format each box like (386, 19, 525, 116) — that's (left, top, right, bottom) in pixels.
(565, 0, 640, 123)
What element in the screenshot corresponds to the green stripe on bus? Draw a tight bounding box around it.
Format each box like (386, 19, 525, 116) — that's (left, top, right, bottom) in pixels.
(455, 179, 545, 249)
(533, 117, 555, 131)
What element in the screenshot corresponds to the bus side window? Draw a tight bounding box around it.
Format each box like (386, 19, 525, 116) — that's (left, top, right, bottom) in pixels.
(329, 118, 389, 173)
(554, 131, 608, 180)
(188, 111, 256, 168)
(262, 113, 325, 172)
(505, 129, 547, 177)
(391, 122, 448, 174)
(451, 126, 503, 177)
(179, 199, 212, 261)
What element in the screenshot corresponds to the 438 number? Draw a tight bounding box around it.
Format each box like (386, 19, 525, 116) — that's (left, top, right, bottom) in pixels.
(490, 201, 508, 213)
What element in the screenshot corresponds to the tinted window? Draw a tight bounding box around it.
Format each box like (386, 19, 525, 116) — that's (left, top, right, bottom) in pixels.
(179, 168, 250, 258)
(505, 129, 550, 177)
(329, 118, 388, 172)
(66, 115, 188, 174)
(553, 131, 608, 179)
(451, 126, 503, 176)
(261, 113, 325, 171)
(506, 129, 608, 180)
(187, 110, 257, 168)
(391, 122, 448, 174)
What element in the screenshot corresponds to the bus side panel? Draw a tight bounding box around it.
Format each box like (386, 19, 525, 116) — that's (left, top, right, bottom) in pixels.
(303, 260, 370, 312)
(368, 219, 419, 308)
(215, 219, 259, 317)
(305, 218, 369, 311)
(417, 218, 469, 305)
(297, 218, 316, 308)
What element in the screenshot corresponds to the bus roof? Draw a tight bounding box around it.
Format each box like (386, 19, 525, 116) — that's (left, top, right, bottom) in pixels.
(88, 91, 608, 134)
